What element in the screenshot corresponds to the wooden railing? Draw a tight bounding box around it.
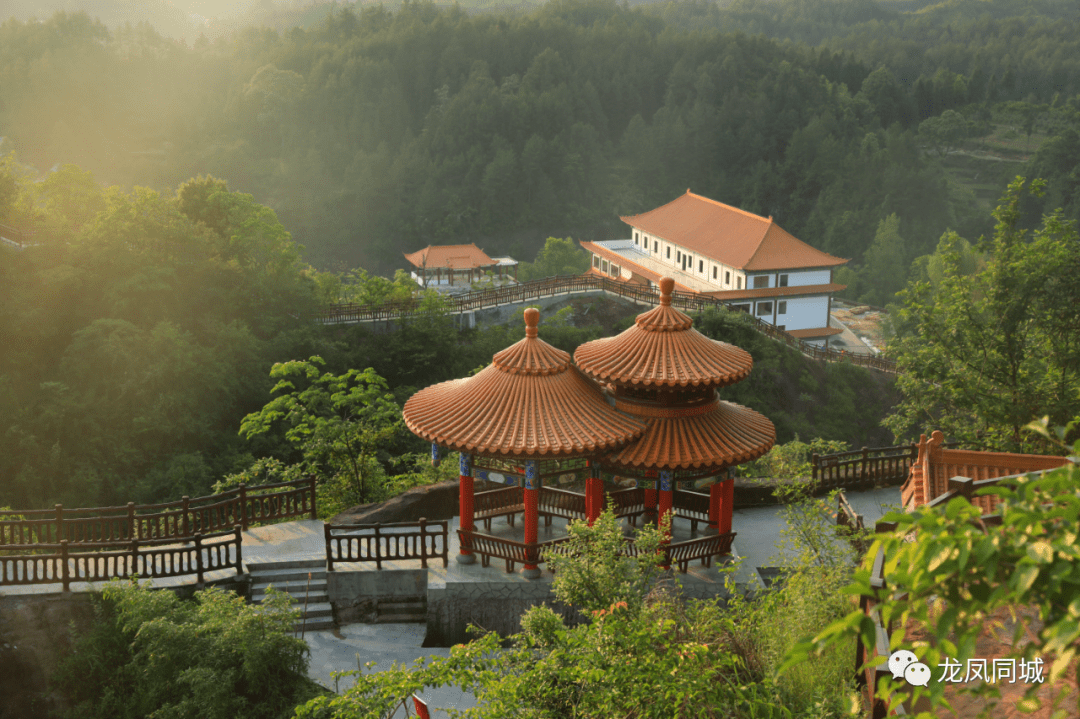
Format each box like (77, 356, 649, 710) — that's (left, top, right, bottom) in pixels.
(474, 486, 525, 530)
(458, 527, 735, 575)
(673, 489, 710, 532)
(811, 443, 962, 491)
(0, 526, 243, 592)
(315, 275, 898, 373)
(324, 518, 448, 570)
(539, 486, 588, 525)
(0, 476, 317, 550)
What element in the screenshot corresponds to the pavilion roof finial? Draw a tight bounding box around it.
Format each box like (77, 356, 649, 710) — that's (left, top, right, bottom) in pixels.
(524, 307, 539, 338)
(658, 277, 674, 306)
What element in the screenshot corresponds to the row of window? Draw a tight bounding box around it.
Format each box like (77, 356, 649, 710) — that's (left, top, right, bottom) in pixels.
(755, 301, 787, 316)
(634, 231, 796, 291)
(592, 255, 621, 278)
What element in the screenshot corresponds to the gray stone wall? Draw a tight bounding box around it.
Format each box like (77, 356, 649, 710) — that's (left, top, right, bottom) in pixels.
(329, 569, 427, 625)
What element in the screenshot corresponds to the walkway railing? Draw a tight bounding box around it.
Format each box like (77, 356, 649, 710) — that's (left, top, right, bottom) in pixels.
(0, 477, 317, 551)
(315, 275, 897, 373)
(324, 519, 449, 570)
(811, 443, 961, 491)
(0, 526, 243, 592)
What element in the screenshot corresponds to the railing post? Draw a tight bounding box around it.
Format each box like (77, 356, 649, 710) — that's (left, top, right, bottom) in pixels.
(239, 483, 248, 530)
(811, 453, 818, 485)
(234, 525, 243, 576)
(308, 474, 318, 520)
(419, 517, 428, 569)
(374, 523, 382, 570)
(128, 502, 137, 541)
(60, 539, 70, 592)
(182, 496, 190, 538)
(55, 503, 64, 543)
(131, 534, 139, 580)
(860, 447, 868, 484)
(194, 533, 204, 585)
(324, 523, 334, 572)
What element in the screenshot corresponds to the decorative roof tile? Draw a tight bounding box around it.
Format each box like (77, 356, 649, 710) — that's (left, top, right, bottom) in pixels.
(604, 399, 775, 471)
(403, 308, 646, 458)
(574, 278, 753, 388)
(621, 191, 847, 271)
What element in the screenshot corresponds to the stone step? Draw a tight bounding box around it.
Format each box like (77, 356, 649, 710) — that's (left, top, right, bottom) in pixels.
(251, 577, 328, 598)
(252, 590, 329, 606)
(294, 616, 335, 632)
(376, 598, 426, 624)
(246, 558, 325, 573)
(249, 566, 327, 585)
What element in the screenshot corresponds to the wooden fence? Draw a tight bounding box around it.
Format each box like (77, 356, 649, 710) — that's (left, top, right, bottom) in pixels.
(0, 526, 243, 592)
(324, 519, 449, 570)
(315, 275, 897, 373)
(0, 476, 317, 550)
(811, 442, 963, 492)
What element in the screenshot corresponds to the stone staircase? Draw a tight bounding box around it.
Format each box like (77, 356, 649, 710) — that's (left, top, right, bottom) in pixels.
(376, 597, 427, 623)
(248, 559, 334, 632)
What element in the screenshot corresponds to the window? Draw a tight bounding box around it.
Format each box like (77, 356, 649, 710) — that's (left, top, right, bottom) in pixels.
(654, 241, 658, 253)
(737, 277, 742, 289)
(757, 302, 773, 316)
(634, 232, 639, 244)
(712, 266, 717, 280)
(778, 301, 787, 314)
(698, 260, 703, 273)
(777, 325, 786, 332)
(725, 271, 731, 285)
(601, 259, 609, 273)
(610, 264, 620, 277)
(666, 247, 671, 259)
(753, 276, 769, 289)
(779, 274, 789, 287)
(732, 304, 750, 314)
(593, 255, 600, 268)
(677, 251, 681, 262)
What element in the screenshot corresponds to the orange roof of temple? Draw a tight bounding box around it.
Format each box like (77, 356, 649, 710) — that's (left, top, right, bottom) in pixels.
(604, 398, 776, 472)
(402, 308, 646, 458)
(573, 277, 754, 389)
(403, 243, 495, 270)
(621, 191, 847, 271)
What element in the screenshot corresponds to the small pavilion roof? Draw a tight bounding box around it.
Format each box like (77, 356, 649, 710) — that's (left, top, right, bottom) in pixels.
(604, 397, 775, 473)
(574, 277, 754, 389)
(403, 308, 646, 458)
(403, 243, 495, 270)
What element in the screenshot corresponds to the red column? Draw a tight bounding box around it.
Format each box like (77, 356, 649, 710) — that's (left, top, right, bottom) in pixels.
(643, 486, 658, 526)
(457, 453, 476, 564)
(709, 480, 722, 533)
(586, 476, 603, 526)
(658, 472, 673, 569)
(523, 460, 541, 578)
(719, 478, 734, 541)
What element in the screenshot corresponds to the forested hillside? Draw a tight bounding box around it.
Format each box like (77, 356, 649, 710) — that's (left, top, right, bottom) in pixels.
(2, 0, 1079, 511)
(1, 0, 1069, 274)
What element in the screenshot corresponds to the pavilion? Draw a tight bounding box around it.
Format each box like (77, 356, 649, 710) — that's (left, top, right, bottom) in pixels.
(402, 278, 776, 577)
(404, 243, 518, 287)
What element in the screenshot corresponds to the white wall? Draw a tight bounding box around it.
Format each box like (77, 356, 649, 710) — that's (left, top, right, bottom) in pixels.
(778, 295, 830, 332)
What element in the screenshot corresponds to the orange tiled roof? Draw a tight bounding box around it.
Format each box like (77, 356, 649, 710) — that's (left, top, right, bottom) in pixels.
(702, 283, 847, 301)
(621, 191, 847, 271)
(403, 243, 495, 270)
(403, 308, 646, 458)
(574, 278, 754, 389)
(604, 398, 775, 472)
(902, 430, 1073, 512)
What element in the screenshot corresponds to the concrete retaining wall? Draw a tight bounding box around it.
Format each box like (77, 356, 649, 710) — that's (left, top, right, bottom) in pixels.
(329, 569, 428, 625)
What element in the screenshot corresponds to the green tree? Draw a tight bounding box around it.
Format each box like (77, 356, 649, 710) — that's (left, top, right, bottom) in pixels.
(859, 213, 907, 307)
(885, 178, 1080, 450)
(517, 237, 591, 282)
(53, 581, 319, 719)
(238, 357, 403, 511)
(918, 109, 968, 158)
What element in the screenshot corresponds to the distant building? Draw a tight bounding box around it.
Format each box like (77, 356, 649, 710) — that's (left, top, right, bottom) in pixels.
(404, 243, 517, 287)
(581, 190, 848, 345)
